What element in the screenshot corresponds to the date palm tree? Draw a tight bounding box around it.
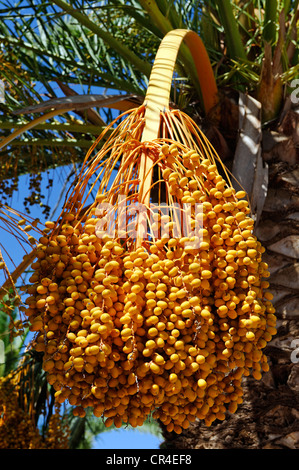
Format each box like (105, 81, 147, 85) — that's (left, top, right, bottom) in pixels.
(0, 0, 298, 449)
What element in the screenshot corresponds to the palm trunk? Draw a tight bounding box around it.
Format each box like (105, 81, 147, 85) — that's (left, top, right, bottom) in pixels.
(160, 105, 299, 450)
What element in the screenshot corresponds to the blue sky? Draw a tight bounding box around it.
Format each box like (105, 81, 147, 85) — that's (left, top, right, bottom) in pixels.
(94, 428, 162, 450)
(0, 164, 73, 284)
